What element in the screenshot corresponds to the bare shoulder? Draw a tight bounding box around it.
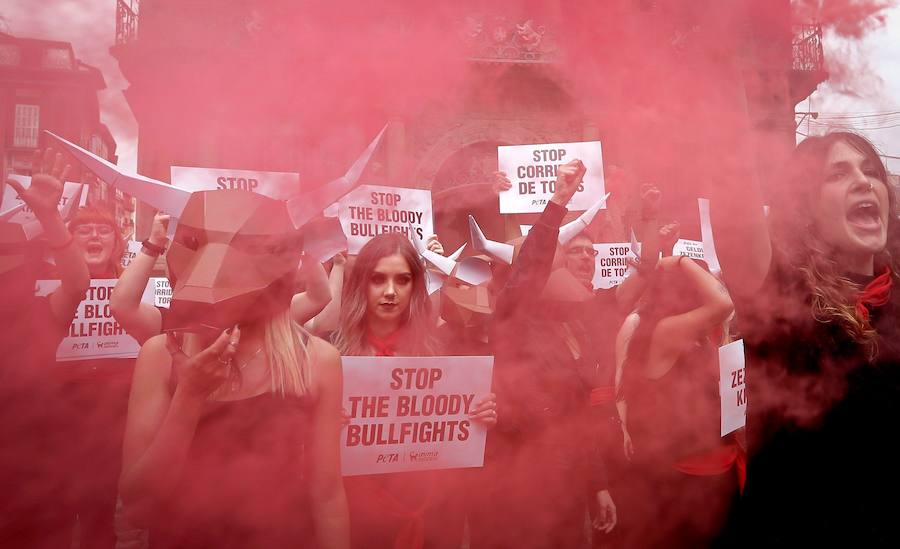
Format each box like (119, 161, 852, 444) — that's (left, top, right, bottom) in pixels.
(306, 335, 342, 383)
(305, 335, 342, 402)
(134, 333, 173, 383)
(306, 334, 340, 365)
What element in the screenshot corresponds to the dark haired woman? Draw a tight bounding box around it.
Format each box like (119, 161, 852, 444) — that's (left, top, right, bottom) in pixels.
(614, 255, 735, 547)
(334, 233, 496, 549)
(714, 131, 900, 545)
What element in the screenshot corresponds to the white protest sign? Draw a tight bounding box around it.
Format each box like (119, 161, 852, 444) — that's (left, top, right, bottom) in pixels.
(2, 175, 87, 239)
(338, 185, 434, 254)
(35, 279, 140, 361)
(673, 238, 705, 261)
(519, 225, 532, 236)
(719, 339, 747, 436)
(592, 243, 636, 289)
(170, 166, 300, 201)
(698, 198, 721, 275)
(139, 277, 172, 309)
(341, 355, 493, 476)
(497, 141, 605, 214)
(120, 240, 142, 268)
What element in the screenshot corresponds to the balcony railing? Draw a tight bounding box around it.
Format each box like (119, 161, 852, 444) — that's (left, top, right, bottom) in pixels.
(115, 0, 140, 46)
(463, 17, 558, 63)
(792, 23, 823, 73)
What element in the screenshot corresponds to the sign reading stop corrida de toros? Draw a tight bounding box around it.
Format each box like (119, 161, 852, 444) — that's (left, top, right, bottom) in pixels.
(497, 141, 605, 214)
(341, 356, 493, 476)
(170, 166, 300, 201)
(337, 184, 434, 254)
(592, 243, 637, 290)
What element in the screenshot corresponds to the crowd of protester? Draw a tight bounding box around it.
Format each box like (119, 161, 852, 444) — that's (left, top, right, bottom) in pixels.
(0, 129, 897, 548)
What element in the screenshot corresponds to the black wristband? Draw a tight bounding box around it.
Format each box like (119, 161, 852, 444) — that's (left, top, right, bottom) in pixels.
(141, 239, 167, 257)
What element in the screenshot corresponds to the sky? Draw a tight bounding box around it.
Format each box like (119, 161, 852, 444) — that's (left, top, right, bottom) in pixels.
(801, 2, 900, 173)
(1, 1, 898, 174)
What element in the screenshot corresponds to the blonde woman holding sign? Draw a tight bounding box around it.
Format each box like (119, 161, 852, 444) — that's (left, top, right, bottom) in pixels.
(334, 232, 497, 549)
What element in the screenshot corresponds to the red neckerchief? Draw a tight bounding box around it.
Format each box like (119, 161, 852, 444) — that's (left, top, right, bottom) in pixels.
(856, 267, 893, 322)
(366, 329, 404, 357)
(589, 386, 616, 406)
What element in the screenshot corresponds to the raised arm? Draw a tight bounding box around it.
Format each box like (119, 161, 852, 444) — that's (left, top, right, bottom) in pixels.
(7, 149, 89, 323)
(306, 253, 345, 335)
(614, 312, 640, 461)
(291, 256, 332, 325)
(648, 257, 734, 376)
(119, 330, 236, 524)
(495, 159, 585, 319)
(615, 185, 662, 313)
(307, 337, 350, 549)
(710, 159, 771, 300)
(110, 212, 168, 344)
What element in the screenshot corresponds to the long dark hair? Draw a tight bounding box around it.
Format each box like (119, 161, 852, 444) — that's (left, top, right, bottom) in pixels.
(769, 132, 898, 358)
(333, 233, 439, 356)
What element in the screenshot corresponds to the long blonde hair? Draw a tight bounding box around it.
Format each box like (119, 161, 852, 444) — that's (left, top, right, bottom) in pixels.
(262, 308, 313, 396)
(191, 308, 312, 399)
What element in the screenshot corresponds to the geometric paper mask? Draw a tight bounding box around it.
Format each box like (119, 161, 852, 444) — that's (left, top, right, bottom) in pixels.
(45, 127, 386, 334)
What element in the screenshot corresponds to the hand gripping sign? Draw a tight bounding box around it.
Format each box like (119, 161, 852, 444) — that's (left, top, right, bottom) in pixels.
(497, 141, 605, 214)
(45, 127, 385, 335)
(341, 355, 493, 476)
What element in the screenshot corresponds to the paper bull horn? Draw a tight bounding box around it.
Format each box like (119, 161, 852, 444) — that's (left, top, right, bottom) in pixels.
(0, 202, 26, 222)
(448, 243, 466, 261)
(45, 131, 192, 216)
(286, 125, 387, 228)
(468, 215, 514, 265)
(45, 125, 387, 229)
(557, 192, 611, 245)
(409, 227, 457, 276)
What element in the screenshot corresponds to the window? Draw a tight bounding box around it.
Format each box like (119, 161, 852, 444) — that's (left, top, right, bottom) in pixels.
(0, 44, 21, 66)
(89, 134, 108, 159)
(42, 47, 73, 69)
(13, 104, 40, 148)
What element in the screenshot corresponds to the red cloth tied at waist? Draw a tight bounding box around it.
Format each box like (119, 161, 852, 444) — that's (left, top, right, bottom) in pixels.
(856, 267, 892, 322)
(672, 443, 747, 493)
(383, 484, 431, 549)
(351, 475, 436, 549)
(590, 386, 616, 406)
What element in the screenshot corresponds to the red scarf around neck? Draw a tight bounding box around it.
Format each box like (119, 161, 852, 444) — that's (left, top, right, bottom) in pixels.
(366, 328, 405, 357)
(856, 267, 893, 322)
